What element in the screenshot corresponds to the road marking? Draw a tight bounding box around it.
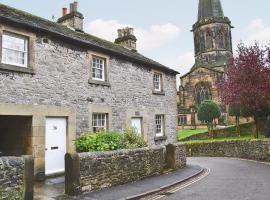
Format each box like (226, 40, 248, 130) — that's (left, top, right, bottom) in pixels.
(145, 168, 210, 200)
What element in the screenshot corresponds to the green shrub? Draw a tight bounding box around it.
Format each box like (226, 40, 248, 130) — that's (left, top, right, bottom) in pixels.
(123, 128, 147, 148)
(75, 129, 147, 152)
(75, 131, 124, 152)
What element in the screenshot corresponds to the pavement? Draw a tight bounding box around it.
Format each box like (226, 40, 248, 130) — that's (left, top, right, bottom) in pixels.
(34, 164, 203, 200)
(162, 157, 270, 200)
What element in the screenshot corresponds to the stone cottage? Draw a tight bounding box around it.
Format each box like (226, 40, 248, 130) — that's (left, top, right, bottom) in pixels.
(0, 2, 179, 178)
(177, 0, 233, 127)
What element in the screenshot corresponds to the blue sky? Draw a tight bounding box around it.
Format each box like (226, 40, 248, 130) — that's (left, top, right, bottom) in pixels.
(1, 0, 270, 79)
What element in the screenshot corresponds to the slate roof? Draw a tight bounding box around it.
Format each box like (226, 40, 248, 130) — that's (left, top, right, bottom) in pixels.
(198, 0, 224, 21)
(0, 3, 179, 74)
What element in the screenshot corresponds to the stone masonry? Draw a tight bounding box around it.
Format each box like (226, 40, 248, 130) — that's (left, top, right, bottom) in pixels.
(65, 145, 186, 195)
(0, 157, 24, 200)
(0, 35, 178, 146)
(186, 140, 270, 162)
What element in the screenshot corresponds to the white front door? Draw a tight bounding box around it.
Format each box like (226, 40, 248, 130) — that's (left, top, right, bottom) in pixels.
(45, 118, 67, 175)
(131, 118, 142, 135)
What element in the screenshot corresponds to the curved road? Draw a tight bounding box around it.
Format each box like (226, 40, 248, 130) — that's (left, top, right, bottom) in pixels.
(163, 157, 270, 200)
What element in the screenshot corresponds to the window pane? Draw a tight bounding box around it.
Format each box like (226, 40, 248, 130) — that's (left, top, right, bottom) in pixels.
(155, 115, 164, 136)
(2, 33, 28, 67)
(92, 113, 107, 132)
(92, 57, 105, 80)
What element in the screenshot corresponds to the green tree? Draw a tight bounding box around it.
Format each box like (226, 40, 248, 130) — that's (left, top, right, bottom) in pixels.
(229, 105, 241, 136)
(198, 100, 221, 137)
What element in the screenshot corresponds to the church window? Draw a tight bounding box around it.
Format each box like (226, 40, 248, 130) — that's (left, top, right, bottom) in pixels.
(217, 29, 225, 49)
(178, 115, 187, 125)
(200, 32, 205, 52)
(206, 30, 213, 50)
(196, 85, 210, 105)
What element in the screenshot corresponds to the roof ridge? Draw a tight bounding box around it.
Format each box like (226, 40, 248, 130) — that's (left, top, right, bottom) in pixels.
(0, 3, 179, 74)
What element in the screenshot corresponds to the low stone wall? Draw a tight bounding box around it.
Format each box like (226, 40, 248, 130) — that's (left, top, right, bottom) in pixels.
(186, 139, 270, 162)
(65, 145, 186, 195)
(0, 156, 34, 200)
(181, 122, 254, 141)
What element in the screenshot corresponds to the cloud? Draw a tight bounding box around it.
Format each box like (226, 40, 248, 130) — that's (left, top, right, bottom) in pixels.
(86, 19, 181, 51)
(243, 19, 270, 45)
(176, 51, 194, 75)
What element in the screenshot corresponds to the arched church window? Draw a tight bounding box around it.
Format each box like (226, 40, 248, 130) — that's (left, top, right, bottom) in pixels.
(206, 30, 213, 50)
(196, 85, 211, 105)
(194, 33, 200, 54)
(200, 32, 205, 52)
(217, 29, 225, 49)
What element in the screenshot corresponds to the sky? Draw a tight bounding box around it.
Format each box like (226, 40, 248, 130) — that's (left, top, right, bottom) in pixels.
(1, 0, 270, 84)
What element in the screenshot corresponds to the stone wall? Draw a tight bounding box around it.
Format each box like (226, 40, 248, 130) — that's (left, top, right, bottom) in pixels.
(65, 145, 186, 195)
(186, 140, 270, 162)
(174, 144, 187, 169)
(0, 156, 34, 200)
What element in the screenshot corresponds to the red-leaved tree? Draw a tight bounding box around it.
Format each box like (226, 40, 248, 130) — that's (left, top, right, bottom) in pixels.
(220, 43, 270, 138)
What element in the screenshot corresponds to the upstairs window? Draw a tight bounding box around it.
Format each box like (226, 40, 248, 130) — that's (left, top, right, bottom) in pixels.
(92, 113, 107, 132)
(92, 57, 105, 81)
(155, 115, 164, 137)
(2, 32, 28, 67)
(153, 73, 162, 91)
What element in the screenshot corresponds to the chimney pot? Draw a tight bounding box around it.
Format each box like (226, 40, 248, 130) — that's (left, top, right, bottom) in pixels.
(70, 3, 74, 13)
(62, 8, 68, 16)
(73, 1, 78, 12)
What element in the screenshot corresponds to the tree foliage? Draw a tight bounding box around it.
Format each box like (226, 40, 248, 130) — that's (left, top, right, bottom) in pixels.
(220, 43, 270, 138)
(198, 100, 221, 136)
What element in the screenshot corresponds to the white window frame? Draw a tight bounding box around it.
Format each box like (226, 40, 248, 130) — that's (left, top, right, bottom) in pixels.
(153, 73, 162, 92)
(155, 115, 164, 137)
(92, 113, 107, 132)
(1, 32, 28, 68)
(92, 56, 105, 81)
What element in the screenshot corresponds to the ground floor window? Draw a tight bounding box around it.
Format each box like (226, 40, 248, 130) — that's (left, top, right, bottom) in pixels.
(92, 113, 107, 132)
(155, 115, 164, 137)
(178, 115, 187, 125)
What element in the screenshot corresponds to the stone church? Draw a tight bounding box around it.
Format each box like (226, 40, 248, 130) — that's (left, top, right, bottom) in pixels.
(177, 0, 233, 127)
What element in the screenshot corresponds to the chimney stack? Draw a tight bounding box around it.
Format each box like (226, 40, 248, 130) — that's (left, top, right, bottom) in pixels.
(62, 8, 68, 16)
(115, 27, 137, 51)
(57, 1, 84, 32)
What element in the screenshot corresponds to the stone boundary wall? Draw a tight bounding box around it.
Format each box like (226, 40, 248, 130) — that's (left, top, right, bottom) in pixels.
(186, 139, 270, 162)
(0, 156, 34, 200)
(181, 122, 254, 141)
(65, 144, 186, 196)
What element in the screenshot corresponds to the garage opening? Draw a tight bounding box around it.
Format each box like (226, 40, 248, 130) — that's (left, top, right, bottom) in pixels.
(0, 115, 32, 156)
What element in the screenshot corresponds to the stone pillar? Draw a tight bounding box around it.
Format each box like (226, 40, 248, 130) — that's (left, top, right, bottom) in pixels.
(65, 153, 81, 196)
(23, 155, 34, 200)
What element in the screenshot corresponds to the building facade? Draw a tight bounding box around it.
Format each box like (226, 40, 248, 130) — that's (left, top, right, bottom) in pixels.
(177, 0, 233, 127)
(0, 2, 178, 178)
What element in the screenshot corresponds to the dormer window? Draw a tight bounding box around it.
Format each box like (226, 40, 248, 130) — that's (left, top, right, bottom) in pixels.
(92, 56, 105, 81)
(2, 32, 28, 68)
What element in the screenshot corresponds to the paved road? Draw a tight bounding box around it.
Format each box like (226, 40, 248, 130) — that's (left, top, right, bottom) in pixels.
(163, 157, 270, 200)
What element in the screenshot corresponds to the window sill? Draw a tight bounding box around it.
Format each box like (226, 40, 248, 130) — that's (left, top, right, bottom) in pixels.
(0, 63, 35, 74)
(152, 90, 165, 95)
(154, 135, 167, 141)
(88, 79, 111, 87)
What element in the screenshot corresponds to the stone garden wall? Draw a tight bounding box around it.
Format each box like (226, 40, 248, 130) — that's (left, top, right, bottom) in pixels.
(186, 139, 270, 162)
(0, 156, 34, 200)
(65, 145, 186, 195)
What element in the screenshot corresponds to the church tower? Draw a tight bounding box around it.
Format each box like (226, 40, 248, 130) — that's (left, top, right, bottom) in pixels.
(177, 0, 233, 127)
(192, 0, 233, 71)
